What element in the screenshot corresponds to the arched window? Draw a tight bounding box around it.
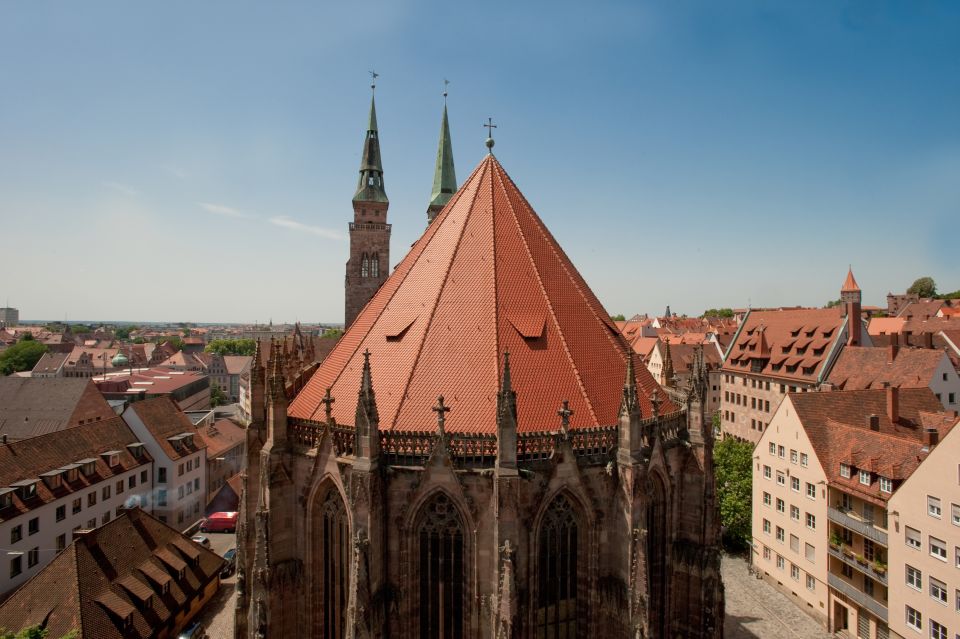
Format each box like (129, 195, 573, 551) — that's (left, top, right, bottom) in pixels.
(312, 488, 349, 638)
(370, 253, 379, 278)
(536, 494, 578, 639)
(647, 475, 668, 638)
(417, 492, 464, 639)
(361, 253, 369, 278)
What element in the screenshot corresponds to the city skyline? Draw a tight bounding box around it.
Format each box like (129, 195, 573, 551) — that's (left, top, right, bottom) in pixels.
(2, 1, 958, 323)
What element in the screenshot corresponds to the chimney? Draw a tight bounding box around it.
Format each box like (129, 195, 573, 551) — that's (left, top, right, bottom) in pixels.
(847, 304, 862, 346)
(886, 385, 899, 424)
(889, 333, 899, 361)
(867, 414, 880, 431)
(922, 428, 939, 448)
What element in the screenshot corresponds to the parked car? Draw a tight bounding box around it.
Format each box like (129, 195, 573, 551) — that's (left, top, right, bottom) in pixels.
(178, 622, 207, 639)
(199, 511, 238, 533)
(191, 535, 211, 548)
(221, 547, 237, 578)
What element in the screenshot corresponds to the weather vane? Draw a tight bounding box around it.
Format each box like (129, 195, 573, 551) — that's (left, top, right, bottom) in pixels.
(484, 117, 497, 153)
(369, 70, 379, 92)
(443, 78, 449, 104)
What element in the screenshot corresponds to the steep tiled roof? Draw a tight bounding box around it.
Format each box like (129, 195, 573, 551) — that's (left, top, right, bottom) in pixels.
(223, 355, 252, 375)
(897, 299, 946, 320)
(826, 346, 947, 390)
(867, 317, 906, 336)
(196, 418, 245, 458)
(0, 417, 151, 523)
(791, 388, 954, 505)
(0, 509, 223, 639)
(30, 350, 70, 375)
(841, 267, 860, 292)
(126, 397, 206, 461)
(0, 378, 116, 440)
(722, 308, 848, 383)
(290, 155, 670, 433)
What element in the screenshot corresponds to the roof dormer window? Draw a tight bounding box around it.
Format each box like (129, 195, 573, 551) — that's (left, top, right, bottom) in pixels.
(40, 470, 63, 490)
(840, 463, 852, 479)
(101, 451, 121, 467)
(0, 488, 13, 509)
(77, 458, 97, 477)
(12, 480, 38, 501)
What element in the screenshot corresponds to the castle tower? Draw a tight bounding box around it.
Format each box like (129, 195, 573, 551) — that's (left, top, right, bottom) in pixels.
(345, 81, 391, 329)
(426, 87, 457, 225)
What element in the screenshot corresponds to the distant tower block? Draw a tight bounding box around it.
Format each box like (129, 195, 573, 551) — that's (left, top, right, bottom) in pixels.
(345, 75, 391, 329)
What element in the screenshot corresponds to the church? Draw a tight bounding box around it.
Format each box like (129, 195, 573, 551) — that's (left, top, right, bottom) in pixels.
(235, 85, 724, 638)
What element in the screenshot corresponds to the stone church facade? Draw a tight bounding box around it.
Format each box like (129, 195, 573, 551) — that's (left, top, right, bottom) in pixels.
(235, 95, 724, 639)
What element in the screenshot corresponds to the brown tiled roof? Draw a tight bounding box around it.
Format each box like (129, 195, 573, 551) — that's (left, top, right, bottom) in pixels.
(826, 346, 948, 390)
(901, 316, 960, 335)
(289, 155, 671, 433)
(223, 355, 252, 375)
(790, 388, 955, 505)
(0, 378, 116, 441)
(0, 417, 152, 523)
(656, 341, 722, 372)
(841, 267, 860, 292)
(127, 398, 206, 461)
(30, 351, 70, 375)
(196, 418, 245, 458)
(630, 336, 659, 360)
(722, 308, 847, 383)
(0, 508, 223, 639)
(897, 299, 945, 320)
(867, 317, 906, 336)
(93, 368, 208, 397)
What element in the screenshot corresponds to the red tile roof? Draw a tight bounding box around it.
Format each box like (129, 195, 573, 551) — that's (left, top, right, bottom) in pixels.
(841, 267, 860, 292)
(826, 346, 948, 390)
(790, 388, 956, 505)
(0, 378, 117, 441)
(196, 418, 245, 458)
(0, 508, 223, 639)
(722, 308, 848, 383)
(127, 397, 206, 461)
(289, 155, 670, 432)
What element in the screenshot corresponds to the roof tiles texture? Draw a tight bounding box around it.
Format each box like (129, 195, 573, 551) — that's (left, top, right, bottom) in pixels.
(127, 397, 206, 461)
(0, 508, 223, 639)
(826, 346, 947, 390)
(0, 377, 116, 440)
(290, 156, 670, 433)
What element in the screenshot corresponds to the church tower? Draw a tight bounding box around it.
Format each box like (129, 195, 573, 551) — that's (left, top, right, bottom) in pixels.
(345, 80, 391, 329)
(426, 86, 457, 224)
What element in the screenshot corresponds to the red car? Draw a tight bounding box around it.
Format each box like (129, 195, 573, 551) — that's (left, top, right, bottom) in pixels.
(200, 511, 238, 533)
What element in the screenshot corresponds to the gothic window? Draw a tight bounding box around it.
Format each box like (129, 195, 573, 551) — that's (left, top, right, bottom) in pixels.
(536, 494, 579, 639)
(647, 475, 668, 638)
(313, 489, 349, 639)
(417, 492, 464, 639)
(361, 253, 369, 278)
(370, 253, 379, 278)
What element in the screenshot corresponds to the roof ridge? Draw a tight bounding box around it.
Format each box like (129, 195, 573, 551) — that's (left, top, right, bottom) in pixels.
(491, 161, 599, 425)
(390, 158, 492, 429)
(303, 160, 485, 421)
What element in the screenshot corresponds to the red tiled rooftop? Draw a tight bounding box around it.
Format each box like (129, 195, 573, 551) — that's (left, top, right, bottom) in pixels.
(841, 267, 860, 292)
(826, 346, 948, 390)
(289, 155, 670, 433)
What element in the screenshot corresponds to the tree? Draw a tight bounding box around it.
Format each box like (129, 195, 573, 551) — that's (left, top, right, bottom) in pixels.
(115, 325, 139, 340)
(0, 340, 48, 376)
(210, 382, 228, 407)
(205, 339, 257, 356)
(321, 328, 344, 339)
(0, 625, 77, 639)
(907, 276, 937, 298)
(713, 435, 754, 551)
(937, 289, 960, 300)
(701, 308, 734, 318)
(610, 314, 626, 322)
(825, 299, 842, 308)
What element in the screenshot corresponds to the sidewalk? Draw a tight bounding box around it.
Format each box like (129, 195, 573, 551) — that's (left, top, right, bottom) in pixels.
(723, 554, 834, 639)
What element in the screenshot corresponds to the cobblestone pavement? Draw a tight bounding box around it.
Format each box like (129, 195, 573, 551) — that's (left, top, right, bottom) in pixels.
(194, 531, 237, 638)
(723, 554, 834, 639)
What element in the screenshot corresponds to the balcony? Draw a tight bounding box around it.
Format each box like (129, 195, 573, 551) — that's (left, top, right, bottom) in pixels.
(827, 544, 887, 585)
(349, 222, 391, 232)
(828, 507, 888, 546)
(828, 572, 888, 622)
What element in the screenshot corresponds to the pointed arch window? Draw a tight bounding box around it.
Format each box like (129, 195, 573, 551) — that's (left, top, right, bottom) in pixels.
(370, 253, 379, 278)
(417, 492, 464, 639)
(361, 253, 369, 278)
(313, 488, 349, 639)
(536, 494, 579, 638)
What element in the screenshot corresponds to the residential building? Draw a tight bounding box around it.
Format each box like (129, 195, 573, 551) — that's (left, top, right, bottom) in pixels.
(94, 367, 210, 411)
(222, 355, 251, 401)
(0, 377, 116, 441)
(825, 338, 960, 410)
(887, 412, 960, 639)
(0, 307, 18, 328)
(197, 418, 245, 503)
(121, 398, 207, 530)
(720, 268, 869, 442)
(0, 508, 223, 638)
(647, 339, 724, 415)
(0, 417, 154, 597)
(753, 385, 954, 638)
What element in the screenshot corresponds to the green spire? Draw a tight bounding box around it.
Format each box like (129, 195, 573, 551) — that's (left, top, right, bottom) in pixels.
(353, 93, 388, 204)
(427, 98, 457, 223)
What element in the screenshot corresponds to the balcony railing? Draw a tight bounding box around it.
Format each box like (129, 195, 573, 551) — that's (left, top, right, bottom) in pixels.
(828, 545, 888, 585)
(828, 507, 888, 546)
(349, 222, 391, 232)
(828, 573, 888, 622)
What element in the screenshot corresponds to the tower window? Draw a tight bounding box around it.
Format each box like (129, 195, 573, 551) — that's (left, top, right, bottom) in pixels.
(371, 253, 379, 278)
(361, 254, 370, 278)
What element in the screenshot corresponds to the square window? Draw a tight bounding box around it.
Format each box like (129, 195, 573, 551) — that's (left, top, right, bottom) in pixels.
(791, 477, 800, 492)
(880, 477, 893, 493)
(55, 534, 66, 553)
(791, 564, 800, 580)
(790, 534, 799, 553)
(102, 485, 111, 501)
(800, 453, 808, 467)
(840, 463, 851, 479)
(55, 505, 65, 522)
(28, 517, 38, 536)
(763, 519, 771, 535)
(776, 526, 785, 542)
(116, 480, 124, 494)
(806, 513, 816, 530)
(778, 445, 785, 458)
(158, 467, 167, 483)
(776, 498, 785, 513)
(769, 442, 776, 455)
(806, 574, 815, 591)
(931, 536, 947, 561)
(763, 545, 771, 560)
(9, 556, 22, 578)
(790, 450, 798, 464)
(952, 503, 960, 526)
(804, 543, 815, 563)
(763, 492, 771, 506)
(10, 525, 22, 544)
(72, 498, 81, 515)
(87, 492, 96, 507)
(907, 565, 922, 590)
(906, 526, 922, 550)
(859, 470, 871, 485)
(929, 496, 942, 518)
(776, 554, 784, 570)
(806, 482, 816, 499)
(140, 470, 148, 484)
(777, 471, 786, 487)
(790, 505, 800, 521)
(930, 578, 947, 605)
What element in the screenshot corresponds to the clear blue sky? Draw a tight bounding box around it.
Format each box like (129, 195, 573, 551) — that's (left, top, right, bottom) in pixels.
(1, 1, 958, 323)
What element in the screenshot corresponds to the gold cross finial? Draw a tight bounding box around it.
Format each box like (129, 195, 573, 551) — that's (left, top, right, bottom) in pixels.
(484, 117, 497, 153)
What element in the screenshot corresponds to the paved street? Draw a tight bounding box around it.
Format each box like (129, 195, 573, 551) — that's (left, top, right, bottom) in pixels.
(193, 530, 237, 639)
(723, 554, 834, 639)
